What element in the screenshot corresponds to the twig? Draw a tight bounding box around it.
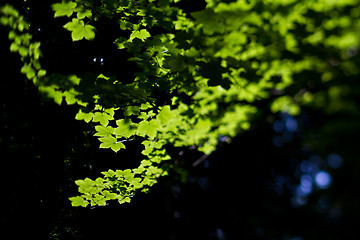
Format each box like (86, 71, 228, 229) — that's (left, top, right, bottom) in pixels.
(192, 154, 209, 167)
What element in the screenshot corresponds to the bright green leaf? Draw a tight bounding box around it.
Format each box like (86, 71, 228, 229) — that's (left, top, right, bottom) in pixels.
(69, 196, 89, 207)
(94, 125, 114, 137)
(99, 136, 117, 149)
(100, 142, 114, 149)
(63, 18, 95, 41)
(129, 29, 151, 42)
(137, 120, 159, 139)
(75, 110, 94, 123)
(52, 1, 77, 18)
(93, 194, 106, 206)
(119, 197, 131, 204)
(157, 105, 174, 124)
(99, 136, 117, 144)
(93, 112, 113, 126)
(103, 191, 118, 200)
(115, 119, 137, 138)
(111, 142, 126, 152)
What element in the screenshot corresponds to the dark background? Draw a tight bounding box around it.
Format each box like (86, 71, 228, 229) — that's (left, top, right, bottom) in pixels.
(1, 0, 360, 239)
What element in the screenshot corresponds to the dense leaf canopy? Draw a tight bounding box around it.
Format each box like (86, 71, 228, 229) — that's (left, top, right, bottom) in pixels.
(1, 0, 360, 239)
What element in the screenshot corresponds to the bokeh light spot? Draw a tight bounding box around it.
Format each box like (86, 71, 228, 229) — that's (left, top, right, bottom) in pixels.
(315, 171, 332, 189)
(285, 117, 298, 132)
(328, 154, 343, 169)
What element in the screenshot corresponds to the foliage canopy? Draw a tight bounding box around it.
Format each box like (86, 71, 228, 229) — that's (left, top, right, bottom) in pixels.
(1, 0, 360, 207)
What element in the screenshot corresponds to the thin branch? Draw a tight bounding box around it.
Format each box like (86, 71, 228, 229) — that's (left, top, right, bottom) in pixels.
(192, 154, 209, 167)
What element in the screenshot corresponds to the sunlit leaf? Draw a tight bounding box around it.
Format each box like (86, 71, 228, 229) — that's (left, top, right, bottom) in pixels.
(75, 110, 93, 123)
(69, 196, 89, 207)
(63, 18, 95, 41)
(94, 125, 114, 137)
(137, 119, 160, 139)
(111, 142, 126, 152)
(129, 29, 151, 42)
(52, 1, 77, 17)
(157, 105, 174, 124)
(115, 119, 137, 138)
(93, 112, 113, 126)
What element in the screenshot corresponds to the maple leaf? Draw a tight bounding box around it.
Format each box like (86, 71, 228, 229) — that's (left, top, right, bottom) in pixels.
(63, 18, 95, 41)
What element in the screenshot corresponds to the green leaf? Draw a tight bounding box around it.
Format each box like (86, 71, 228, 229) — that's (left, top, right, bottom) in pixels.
(271, 96, 300, 115)
(64, 91, 77, 105)
(98, 136, 125, 152)
(38, 69, 46, 78)
(124, 106, 140, 116)
(129, 29, 151, 42)
(63, 18, 95, 41)
(157, 105, 174, 124)
(115, 169, 133, 178)
(93, 194, 106, 206)
(52, 1, 77, 18)
(93, 112, 113, 126)
(133, 166, 146, 174)
(75, 109, 94, 123)
(20, 64, 35, 79)
(102, 191, 118, 200)
(75, 178, 100, 194)
(99, 136, 117, 148)
(119, 197, 131, 204)
(141, 140, 165, 156)
(76, 9, 92, 19)
(38, 86, 63, 105)
(68, 74, 81, 85)
(69, 196, 89, 207)
(115, 119, 137, 138)
(111, 142, 126, 152)
(137, 120, 160, 139)
(94, 125, 114, 137)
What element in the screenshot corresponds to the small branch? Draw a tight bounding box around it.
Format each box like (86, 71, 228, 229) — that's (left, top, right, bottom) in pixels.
(192, 154, 209, 167)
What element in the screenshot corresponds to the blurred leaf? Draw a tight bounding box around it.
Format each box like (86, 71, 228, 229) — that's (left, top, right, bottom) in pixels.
(76, 9, 92, 19)
(137, 119, 160, 139)
(115, 119, 137, 138)
(130, 29, 151, 42)
(157, 105, 174, 124)
(52, 1, 77, 18)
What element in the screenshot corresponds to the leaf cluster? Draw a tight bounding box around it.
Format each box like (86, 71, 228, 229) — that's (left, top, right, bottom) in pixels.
(2, 0, 360, 207)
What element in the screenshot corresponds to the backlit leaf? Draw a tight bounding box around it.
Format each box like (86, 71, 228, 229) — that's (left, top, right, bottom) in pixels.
(69, 196, 89, 207)
(130, 29, 151, 42)
(75, 110, 94, 123)
(115, 119, 137, 138)
(93, 112, 113, 126)
(52, 1, 77, 17)
(137, 120, 160, 139)
(157, 105, 174, 124)
(76, 9, 92, 19)
(63, 18, 95, 41)
(111, 142, 126, 152)
(94, 125, 114, 137)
